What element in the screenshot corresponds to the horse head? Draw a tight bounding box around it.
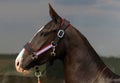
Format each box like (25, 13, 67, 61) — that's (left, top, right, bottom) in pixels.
(15, 4, 70, 74)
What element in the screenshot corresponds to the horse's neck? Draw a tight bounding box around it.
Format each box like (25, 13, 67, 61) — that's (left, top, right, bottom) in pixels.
(63, 27, 120, 83)
(64, 47, 103, 83)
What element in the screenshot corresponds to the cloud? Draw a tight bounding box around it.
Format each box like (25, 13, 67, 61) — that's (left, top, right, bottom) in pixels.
(53, 0, 120, 18)
(55, 0, 96, 5)
(0, 0, 120, 57)
(53, 0, 120, 57)
(0, 2, 47, 20)
(0, 0, 51, 53)
(0, 0, 40, 3)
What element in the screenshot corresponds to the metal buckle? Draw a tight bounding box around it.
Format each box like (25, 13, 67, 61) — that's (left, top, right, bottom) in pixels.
(57, 29, 65, 38)
(31, 53, 38, 60)
(51, 46, 56, 56)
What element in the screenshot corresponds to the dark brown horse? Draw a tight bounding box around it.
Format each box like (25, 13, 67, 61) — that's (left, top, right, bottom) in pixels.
(15, 4, 120, 83)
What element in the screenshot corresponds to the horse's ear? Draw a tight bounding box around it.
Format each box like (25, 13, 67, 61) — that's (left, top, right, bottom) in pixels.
(49, 3, 61, 23)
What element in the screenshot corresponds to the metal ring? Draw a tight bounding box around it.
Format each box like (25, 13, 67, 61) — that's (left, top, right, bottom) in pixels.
(34, 66, 42, 77)
(35, 71, 42, 78)
(51, 41, 57, 46)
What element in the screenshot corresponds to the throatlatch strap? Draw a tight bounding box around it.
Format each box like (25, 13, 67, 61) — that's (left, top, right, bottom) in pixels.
(61, 18, 70, 30)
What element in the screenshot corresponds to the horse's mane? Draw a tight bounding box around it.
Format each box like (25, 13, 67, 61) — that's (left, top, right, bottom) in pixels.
(74, 28, 105, 67)
(73, 27, 120, 78)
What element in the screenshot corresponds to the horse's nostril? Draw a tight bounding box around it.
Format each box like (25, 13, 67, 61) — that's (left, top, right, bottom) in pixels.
(17, 62, 19, 66)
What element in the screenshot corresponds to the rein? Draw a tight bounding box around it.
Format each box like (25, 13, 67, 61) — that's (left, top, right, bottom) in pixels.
(24, 18, 70, 83)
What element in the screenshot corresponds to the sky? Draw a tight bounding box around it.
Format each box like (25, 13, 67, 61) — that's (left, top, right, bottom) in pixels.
(0, 0, 120, 57)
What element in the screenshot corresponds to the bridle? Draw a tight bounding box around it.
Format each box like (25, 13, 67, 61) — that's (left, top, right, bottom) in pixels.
(23, 18, 70, 83)
(24, 18, 70, 62)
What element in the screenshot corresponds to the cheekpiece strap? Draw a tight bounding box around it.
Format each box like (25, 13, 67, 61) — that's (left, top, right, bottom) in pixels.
(52, 18, 70, 46)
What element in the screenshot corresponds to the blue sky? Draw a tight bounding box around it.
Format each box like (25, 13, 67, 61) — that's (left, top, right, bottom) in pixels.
(0, 0, 120, 57)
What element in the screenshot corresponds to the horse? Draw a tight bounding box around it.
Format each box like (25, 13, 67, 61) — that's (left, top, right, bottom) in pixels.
(15, 4, 120, 83)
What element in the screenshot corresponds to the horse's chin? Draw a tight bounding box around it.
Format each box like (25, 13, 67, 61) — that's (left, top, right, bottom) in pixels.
(16, 66, 30, 75)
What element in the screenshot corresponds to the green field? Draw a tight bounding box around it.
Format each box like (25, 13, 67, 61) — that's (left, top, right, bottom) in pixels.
(0, 54, 120, 83)
(0, 54, 17, 75)
(102, 57, 120, 74)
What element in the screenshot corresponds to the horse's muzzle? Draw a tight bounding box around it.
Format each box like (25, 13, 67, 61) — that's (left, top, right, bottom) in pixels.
(15, 56, 30, 74)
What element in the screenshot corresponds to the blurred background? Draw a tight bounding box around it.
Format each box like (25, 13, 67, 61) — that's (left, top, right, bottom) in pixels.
(0, 0, 120, 83)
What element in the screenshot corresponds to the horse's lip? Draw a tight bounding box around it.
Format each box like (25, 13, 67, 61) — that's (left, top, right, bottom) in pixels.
(16, 65, 30, 75)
